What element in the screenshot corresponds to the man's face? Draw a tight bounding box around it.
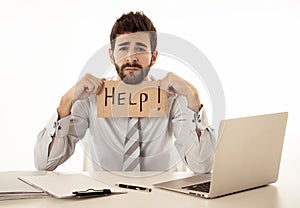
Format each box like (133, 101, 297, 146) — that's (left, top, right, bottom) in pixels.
(110, 32, 157, 84)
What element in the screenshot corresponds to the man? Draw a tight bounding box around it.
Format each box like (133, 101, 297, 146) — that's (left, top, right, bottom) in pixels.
(35, 11, 216, 173)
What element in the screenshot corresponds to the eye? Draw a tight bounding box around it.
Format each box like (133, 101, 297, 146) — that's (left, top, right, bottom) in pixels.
(119, 47, 128, 51)
(135, 47, 146, 53)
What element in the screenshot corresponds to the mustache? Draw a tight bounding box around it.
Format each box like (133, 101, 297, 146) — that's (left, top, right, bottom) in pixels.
(121, 62, 143, 71)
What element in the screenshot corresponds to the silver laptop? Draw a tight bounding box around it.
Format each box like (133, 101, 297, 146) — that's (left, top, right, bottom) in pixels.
(154, 112, 288, 198)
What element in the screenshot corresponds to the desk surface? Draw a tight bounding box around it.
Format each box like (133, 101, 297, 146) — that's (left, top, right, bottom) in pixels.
(0, 171, 299, 208)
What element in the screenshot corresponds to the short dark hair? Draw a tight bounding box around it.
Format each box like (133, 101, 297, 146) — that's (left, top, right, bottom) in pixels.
(110, 11, 157, 52)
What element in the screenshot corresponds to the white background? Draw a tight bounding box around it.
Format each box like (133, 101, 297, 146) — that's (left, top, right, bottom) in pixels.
(0, 0, 299, 178)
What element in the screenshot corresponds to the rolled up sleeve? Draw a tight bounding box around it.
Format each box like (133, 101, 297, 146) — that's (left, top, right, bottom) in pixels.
(171, 95, 216, 173)
(34, 99, 90, 170)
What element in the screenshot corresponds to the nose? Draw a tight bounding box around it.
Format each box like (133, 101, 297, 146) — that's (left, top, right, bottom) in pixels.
(126, 53, 138, 63)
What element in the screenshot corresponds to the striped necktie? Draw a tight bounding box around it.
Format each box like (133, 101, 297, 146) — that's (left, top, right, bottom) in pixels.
(123, 117, 141, 171)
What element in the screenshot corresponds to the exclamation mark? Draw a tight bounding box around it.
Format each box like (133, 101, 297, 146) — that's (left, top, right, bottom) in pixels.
(157, 86, 161, 111)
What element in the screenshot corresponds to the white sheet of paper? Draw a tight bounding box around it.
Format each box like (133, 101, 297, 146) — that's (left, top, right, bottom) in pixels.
(18, 174, 125, 198)
(0, 171, 49, 200)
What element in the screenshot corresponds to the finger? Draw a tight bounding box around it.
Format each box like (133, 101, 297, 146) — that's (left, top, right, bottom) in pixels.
(160, 80, 169, 92)
(85, 73, 101, 86)
(84, 81, 97, 94)
(91, 77, 106, 94)
(96, 79, 105, 94)
(166, 91, 175, 97)
(86, 76, 102, 94)
(161, 80, 175, 97)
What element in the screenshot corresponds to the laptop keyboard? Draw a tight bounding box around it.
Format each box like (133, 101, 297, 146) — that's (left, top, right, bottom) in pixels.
(182, 181, 211, 193)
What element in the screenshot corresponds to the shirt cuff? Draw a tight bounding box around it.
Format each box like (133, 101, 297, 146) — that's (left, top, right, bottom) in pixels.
(48, 112, 71, 138)
(192, 105, 209, 133)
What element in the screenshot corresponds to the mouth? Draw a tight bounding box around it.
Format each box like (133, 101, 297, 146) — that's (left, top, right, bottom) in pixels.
(124, 67, 140, 72)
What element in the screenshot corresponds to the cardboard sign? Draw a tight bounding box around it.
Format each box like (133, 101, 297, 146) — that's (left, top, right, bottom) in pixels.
(97, 81, 168, 118)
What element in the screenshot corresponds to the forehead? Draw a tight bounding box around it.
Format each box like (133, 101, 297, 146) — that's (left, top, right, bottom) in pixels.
(115, 32, 151, 46)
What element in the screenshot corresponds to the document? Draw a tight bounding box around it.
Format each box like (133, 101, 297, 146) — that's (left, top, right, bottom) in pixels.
(18, 173, 126, 198)
(0, 171, 49, 201)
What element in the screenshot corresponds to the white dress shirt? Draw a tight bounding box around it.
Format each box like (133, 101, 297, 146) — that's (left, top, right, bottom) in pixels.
(34, 84, 216, 173)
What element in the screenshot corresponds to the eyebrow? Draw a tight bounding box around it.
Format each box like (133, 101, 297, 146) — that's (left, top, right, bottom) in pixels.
(117, 41, 130, 47)
(135, 42, 148, 48)
(117, 41, 148, 48)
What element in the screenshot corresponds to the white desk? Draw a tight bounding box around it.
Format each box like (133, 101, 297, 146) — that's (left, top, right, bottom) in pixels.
(0, 171, 298, 208)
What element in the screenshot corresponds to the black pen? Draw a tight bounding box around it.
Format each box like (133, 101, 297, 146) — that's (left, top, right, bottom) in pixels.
(72, 189, 112, 198)
(116, 183, 152, 192)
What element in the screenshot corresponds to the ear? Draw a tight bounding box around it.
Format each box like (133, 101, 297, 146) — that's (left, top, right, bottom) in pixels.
(109, 48, 115, 64)
(150, 50, 158, 67)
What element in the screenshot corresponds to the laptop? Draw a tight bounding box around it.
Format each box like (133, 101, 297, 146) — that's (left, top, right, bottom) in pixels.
(153, 112, 288, 198)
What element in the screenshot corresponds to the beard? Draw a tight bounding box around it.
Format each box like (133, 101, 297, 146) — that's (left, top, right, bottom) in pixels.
(115, 62, 150, 84)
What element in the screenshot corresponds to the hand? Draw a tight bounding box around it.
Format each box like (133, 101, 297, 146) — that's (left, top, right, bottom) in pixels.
(161, 72, 201, 113)
(57, 73, 105, 119)
(72, 73, 105, 101)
